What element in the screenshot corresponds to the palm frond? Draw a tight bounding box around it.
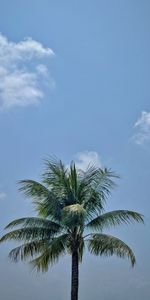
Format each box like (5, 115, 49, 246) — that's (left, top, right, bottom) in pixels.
(8, 240, 50, 262)
(82, 189, 104, 218)
(76, 166, 101, 204)
(78, 164, 102, 185)
(95, 168, 118, 197)
(77, 168, 118, 215)
(18, 178, 65, 221)
(34, 195, 64, 221)
(18, 180, 49, 199)
(43, 157, 68, 190)
(30, 234, 69, 272)
(69, 162, 78, 199)
(43, 157, 76, 205)
(0, 227, 56, 243)
(88, 233, 136, 266)
(86, 210, 144, 230)
(5, 217, 61, 231)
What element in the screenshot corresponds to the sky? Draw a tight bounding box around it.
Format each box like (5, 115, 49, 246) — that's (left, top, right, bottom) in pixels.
(0, 0, 150, 299)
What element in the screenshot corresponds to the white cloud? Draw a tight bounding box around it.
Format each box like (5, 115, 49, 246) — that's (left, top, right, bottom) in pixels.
(36, 64, 49, 76)
(0, 33, 54, 110)
(74, 151, 102, 171)
(0, 192, 6, 200)
(133, 111, 150, 145)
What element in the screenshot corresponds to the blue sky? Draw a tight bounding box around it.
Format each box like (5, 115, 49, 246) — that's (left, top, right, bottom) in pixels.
(0, 1, 150, 299)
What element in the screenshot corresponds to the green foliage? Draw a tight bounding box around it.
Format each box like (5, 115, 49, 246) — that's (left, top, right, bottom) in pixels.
(30, 234, 69, 272)
(5, 217, 61, 230)
(86, 210, 144, 231)
(88, 234, 136, 266)
(0, 157, 144, 271)
(62, 204, 86, 228)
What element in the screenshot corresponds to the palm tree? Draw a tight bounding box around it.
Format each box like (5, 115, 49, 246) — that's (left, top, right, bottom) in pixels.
(0, 158, 144, 300)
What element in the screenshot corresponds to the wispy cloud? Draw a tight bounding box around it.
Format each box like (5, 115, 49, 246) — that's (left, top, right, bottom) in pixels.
(0, 33, 54, 110)
(74, 151, 102, 171)
(133, 111, 150, 145)
(0, 192, 7, 200)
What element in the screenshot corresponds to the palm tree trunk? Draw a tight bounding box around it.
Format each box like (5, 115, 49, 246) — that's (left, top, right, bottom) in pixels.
(71, 250, 79, 300)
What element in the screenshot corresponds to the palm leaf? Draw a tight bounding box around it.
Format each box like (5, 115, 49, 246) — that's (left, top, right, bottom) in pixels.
(69, 162, 78, 199)
(8, 239, 50, 262)
(82, 189, 104, 218)
(43, 157, 69, 190)
(43, 157, 78, 206)
(86, 210, 144, 230)
(0, 227, 56, 242)
(30, 234, 69, 272)
(36, 199, 63, 221)
(78, 168, 118, 215)
(5, 217, 61, 231)
(88, 233, 136, 266)
(93, 168, 118, 201)
(18, 180, 49, 199)
(18, 180, 63, 220)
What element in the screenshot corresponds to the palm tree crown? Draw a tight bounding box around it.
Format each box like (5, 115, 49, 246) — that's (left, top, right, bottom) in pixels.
(0, 158, 144, 300)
